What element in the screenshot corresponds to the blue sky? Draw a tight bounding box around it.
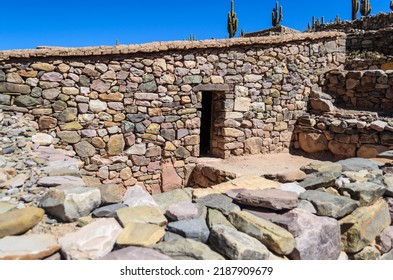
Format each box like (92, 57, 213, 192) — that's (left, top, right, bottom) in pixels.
(0, 0, 391, 50)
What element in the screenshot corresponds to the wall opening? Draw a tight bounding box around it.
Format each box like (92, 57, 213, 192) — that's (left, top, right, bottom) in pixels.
(200, 91, 213, 156)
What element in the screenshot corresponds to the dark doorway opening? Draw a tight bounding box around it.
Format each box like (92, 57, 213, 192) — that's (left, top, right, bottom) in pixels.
(200, 92, 213, 156)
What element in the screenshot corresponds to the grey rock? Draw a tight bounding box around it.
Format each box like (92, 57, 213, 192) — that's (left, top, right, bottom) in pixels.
(37, 176, 85, 188)
(14, 95, 41, 107)
(74, 141, 96, 158)
(337, 158, 381, 171)
(297, 200, 317, 214)
(209, 225, 270, 260)
(153, 188, 192, 212)
(167, 219, 210, 243)
(279, 183, 306, 195)
(235, 189, 298, 211)
(195, 193, 240, 216)
(353, 246, 381, 260)
(99, 246, 172, 260)
(380, 250, 393, 260)
(166, 201, 199, 221)
(300, 190, 358, 219)
(92, 204, 127, 218)
(207, 208, 235, 230)
(122, 185, 158, 208)
(299, 171, 341, 190)
(342, 182, 385, 206)
(57, 131, 81, 144)
(378, 150, 393, 159)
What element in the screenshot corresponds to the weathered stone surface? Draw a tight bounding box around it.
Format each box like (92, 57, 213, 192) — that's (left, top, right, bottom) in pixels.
(153, 238, 225, 260)
(123, 185, 159, 207)
(337, 158, 381, 171)
(0, 234, 60, 260)
(298, 132, 328, 153)
(357, 145, 389, 158)
(275, 170, 307, 183)
(153, 188, 192, 212)
(99, 246, 172, 260)
(74, 141, 96, 158)
(39, 185, 101, 222)
(244, 137, 263, 154)
(14, 95, 41, 107)
(31, 63, 56, 71)
(161, 159, 182, 192)
(117, 222, 165, 246)
(57, 131, 81, 144)
(310, 98, 335, 112)
(209, 225, 270, 260)
(328, 141, 356, 158)
(340, 199, 391, 253)
(299, 171, 341, 190)
(235, 189, 298, 211)
(107, 134, 125, 156)
(32, 133, 53, 146)
(353, 246, 381, 260)
(92, 204, 127, 218)
(166, 201, 199, 221)
(116, 205, 167, 227)
(167, 219, 210, 243)
(59, 218, 122, 260)
(95, 184, 124, 205)
(377, 226, 393, 253)
(37, 176, 85, 188)
(89, 99, 108, 112)
(0, 207, 44, 238)
(301, 161, 343, 174)
(207, 208, 235, 229)
(195, 194, 240, 216)
(228, 211, 295, 255)
(279, 183, 306, 195)
(299, 190, 358, 219)
(342, 182, 385, 206)
(0, 202, 16, 214)
(222, 128, 244, 137)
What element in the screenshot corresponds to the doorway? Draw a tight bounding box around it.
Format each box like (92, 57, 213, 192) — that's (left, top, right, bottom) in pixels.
(200, 92, 213, 156)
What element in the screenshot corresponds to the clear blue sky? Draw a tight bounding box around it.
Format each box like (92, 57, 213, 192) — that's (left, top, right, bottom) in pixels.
(0, 0, 391, 50)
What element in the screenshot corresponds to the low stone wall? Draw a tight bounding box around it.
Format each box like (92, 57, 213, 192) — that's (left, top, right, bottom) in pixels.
(0, 32, 345, 193)
(345, 54, 393, 70)
(325, 69, 393, 112)
(346, 28, 393, 55)
(294, 112, 393, 158)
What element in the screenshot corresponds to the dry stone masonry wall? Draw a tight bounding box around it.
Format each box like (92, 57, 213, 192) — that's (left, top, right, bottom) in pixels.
(0, 32, 345, 193)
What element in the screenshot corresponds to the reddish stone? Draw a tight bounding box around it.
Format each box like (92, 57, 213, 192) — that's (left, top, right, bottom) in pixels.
(161, 159, 182, 192)
(38, 116, 57, 130)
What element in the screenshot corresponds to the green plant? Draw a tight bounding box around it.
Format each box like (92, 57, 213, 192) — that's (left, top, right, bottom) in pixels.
(188, 34, 197, 41)
(335, 14, 341, 23)
(227, 0, 238, 38)
(116, 39, 119, 46)
(272, 1, 283, 27)
(352, 0, 359, 20)
(390, 0, 393, 11)
(360, 0, 371, 17)
(240, 29, 245, 37)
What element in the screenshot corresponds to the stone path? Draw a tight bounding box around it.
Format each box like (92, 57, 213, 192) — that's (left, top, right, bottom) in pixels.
(1, 111, 393, 260)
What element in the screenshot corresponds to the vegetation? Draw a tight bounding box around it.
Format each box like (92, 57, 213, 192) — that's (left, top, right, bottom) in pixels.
(272, 1, 283, 27)
(240, 29, 245, 37)
(227, 0, 238, 38)
(352, 0, 359, 20)
(360, 0, 371, 17)
(391, 0, 393, 11)
(188, 34, 197, 41)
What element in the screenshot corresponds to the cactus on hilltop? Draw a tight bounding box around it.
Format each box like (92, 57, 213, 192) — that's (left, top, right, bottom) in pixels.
(240, 29, 245, 37)
(390, 0, 393, 11)
(272, 1, 283, 27)
(352, 0, 359, 20)
(227, 0, 238, 38)
(360, 0, 371, 17)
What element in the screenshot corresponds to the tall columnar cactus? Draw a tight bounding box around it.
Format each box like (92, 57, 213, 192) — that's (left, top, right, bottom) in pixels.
(360, 0, 371, 17)
(272, 1, 283, 27)
(352, 0, 359, 20)
(390, 0, 393, 11)
(227, 0, 238, 38)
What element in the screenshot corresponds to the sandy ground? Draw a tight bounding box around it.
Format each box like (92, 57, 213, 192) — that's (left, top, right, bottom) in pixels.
(197, 153, 328, 177)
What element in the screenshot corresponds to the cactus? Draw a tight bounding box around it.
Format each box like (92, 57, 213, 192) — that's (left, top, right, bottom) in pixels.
(391, 0, 393, 11)
(321, 16, 325, 25)
(272, 1, 283, 27)
(188, 34, 197, 41)
(307, 22, 311, 31)
(115, 39, 119, 46)
(335, 14, 341, 23)
(352, 0, 359, 20)
(240, 29, 245, 37)
(227, 0, 238, 38)
(360, 0, 371, 17)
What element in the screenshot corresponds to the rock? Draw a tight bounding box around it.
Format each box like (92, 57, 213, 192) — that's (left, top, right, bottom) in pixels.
(0, 207, 44, 238)
(57, 131, 81, 144)
(166, 201, 199, 221)
(298, 132, 328, 153)
(74, 141, 96, 158)
(38, 116, 57, 129)
(153, 188, 192, 212)
(342, 182, 385, 206)
(37, 176, 85, 188)
(357, 145, 389, 158)
(299, 190, 358, 219)
(209, 225, 270, 260)
(380, 250, 393, 260)
(279, 183, 306, 195)
(340, 199, 391, 253)
(244, 137, 262, 154)
(39, 185, 101, 222)
(285, 209, 341, 260)
(107, 134, 125, 156)
(161, 159, 182, 192)
(195, 194, 240, 216)
(32, 133, 53, 146)
(59, 218, 122, 260)
(99, 246, 172, 260)
(275, 170, 307, 183)
(153, 238, 225, 260)
(299, 171, 341, 190)
(228, 211, 295, 255)
(378, 150, 393, 159)
(377, 226, 393, 253)
(301, 161, 343, 174)
(122, 185, 159, 207)
(193, 176, 279, 198)
(207, 208, 235, 229)
(310, 98, 335, 112)
(116, 222, 165, 247)
(167, 219, 210, 243)
(0, 202, 16, 214)
(31, 63, 56, 71)
(14, 95, 41, 107)
(89, 99, 107, 112)
(234, 189, 298, 211)
(92, 204, 127, 218)
(297, 200, 317, 214)
(0, 234, 60, 260)
(116, 206, 167, 227)
(337, 158, 381, 171)
(95, 184, 124, 205)
(386, 197, 393, 221)
(353, 246, 381, 260)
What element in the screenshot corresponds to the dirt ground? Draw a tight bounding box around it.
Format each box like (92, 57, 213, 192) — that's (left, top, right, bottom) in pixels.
(197, 152, 331, 177)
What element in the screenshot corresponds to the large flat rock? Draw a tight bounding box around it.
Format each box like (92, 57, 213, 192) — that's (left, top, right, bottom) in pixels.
(234, 189, 298, 211)
(37, 176, 85, 188)
(123, 185, 158, 207)
(0, 234, 60, 260)
(342, 182, 385, 206)
(167, 219, 210, 243)
(0, 207, 44, 238)
(209, 225, 270, 260)
(116, 205, 167, 227)
(194, 194, 240, 216)
(99, 246, 172, 260)
(299, 171, 341, 190)
(337, 158, 381, 171)
(116, 223, 165, 247)
(153, 188, 192, 213)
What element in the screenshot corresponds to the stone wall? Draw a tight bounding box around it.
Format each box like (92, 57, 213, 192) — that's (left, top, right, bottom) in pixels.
(0, 32, 345, 193)
(346, 28, 393, 55)
(325, 69, 393, 112)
